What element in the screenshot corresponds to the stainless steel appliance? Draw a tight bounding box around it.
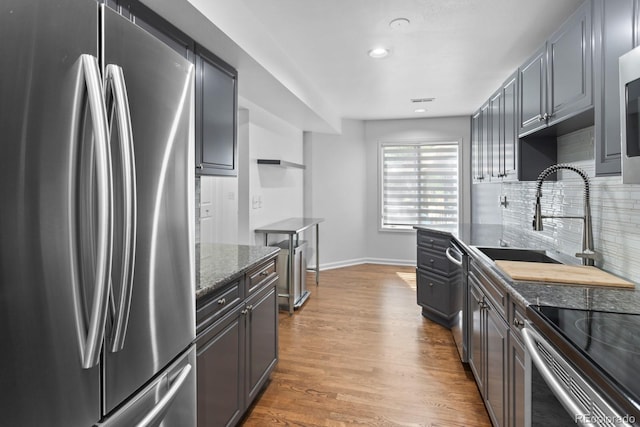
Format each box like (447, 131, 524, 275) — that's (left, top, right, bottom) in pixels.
(620, 45, 640, 184)
(0, 1, 196, 425)
(274, 240, 309, 309)
(445, 240, 469, 363)
(523, 306, 639, 426)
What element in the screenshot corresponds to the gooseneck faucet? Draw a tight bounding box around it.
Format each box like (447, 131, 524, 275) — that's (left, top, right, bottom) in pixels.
(533, 164, 596, 266)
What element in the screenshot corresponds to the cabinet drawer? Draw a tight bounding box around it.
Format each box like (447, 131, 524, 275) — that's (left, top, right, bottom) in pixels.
(196, 280, 241, 335)
(417, 247, 452, 275)
(469, 261, 507, 317)
(417, 269, 452, 319)
(417, 230, 450, 251)
(247, 258, 277, 295)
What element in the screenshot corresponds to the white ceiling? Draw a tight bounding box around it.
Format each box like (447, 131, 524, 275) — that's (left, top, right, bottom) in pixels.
(162, 0, 585, 130)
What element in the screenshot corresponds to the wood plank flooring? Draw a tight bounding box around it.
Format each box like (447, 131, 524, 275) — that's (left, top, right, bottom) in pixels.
(241, 264, 492, 427)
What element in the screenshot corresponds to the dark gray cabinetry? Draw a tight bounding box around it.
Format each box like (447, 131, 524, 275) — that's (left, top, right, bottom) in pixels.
(489, 90, 502, 181)
(502, 73, 519, 181)
(416, 229, 457, 328)
(195, 46, 238, 176)
(468, 261, 507, 427)
(519, 45, 548, 136)
(196, 256, 279, 427)
(593, 0, 639, 176)
(197, 305, 244, 427)
(519, 1, 592, 137)
(508, 302, 527, 427)
(471, 109, 486, 183)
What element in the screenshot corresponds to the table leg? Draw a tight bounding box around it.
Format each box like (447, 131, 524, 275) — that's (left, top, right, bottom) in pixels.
(315, 223, 320, 286)
(264, 232, 268, 246)
(288, 235, 295, 315)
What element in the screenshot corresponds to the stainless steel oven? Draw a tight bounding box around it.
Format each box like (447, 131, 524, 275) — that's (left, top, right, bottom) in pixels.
(620, 45, 640, 183)
(524, 306, 639, 426)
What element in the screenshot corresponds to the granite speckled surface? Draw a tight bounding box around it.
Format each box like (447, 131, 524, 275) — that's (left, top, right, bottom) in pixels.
(415, 224, 640, 314)
(196, 243, 280, 301)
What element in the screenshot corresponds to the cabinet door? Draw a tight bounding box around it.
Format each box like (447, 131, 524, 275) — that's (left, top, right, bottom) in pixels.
(594, 0, 635, 176)
(196, 306, 244, 427)
(196, 47, 238, 176)
(508, 334, 526, 427)
(518, 45, 547, 137)
(481, 102, 491, 181)
(502, 73, 518, 181)
(468, 281, 484, 395)
(485, 302, 508, 427)
(489, 90, 503, 180)
(471, 109, 484, 183)
(547, 0, 592, 125)
(246, 283, 279, 402)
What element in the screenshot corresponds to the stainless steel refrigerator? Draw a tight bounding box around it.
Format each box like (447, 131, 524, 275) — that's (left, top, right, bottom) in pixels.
(0, 1, 196, 425)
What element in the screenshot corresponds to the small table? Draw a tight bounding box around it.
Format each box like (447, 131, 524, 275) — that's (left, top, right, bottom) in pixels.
(254, 217, 324, 314)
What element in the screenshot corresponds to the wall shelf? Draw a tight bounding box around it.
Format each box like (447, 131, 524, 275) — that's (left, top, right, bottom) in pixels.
(257, 159, 306, 169)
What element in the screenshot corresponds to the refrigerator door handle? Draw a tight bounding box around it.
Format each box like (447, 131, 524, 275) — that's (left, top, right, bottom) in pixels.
(77, 54, 114, 369)
(104, 64, 137, 353)
(135, 363, 192, 427)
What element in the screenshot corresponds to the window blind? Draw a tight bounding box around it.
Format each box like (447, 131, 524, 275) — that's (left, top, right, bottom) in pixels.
(381, 142, 459, 230)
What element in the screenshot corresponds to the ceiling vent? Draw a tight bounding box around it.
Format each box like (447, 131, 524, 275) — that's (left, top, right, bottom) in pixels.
(411, 98, 435, 103)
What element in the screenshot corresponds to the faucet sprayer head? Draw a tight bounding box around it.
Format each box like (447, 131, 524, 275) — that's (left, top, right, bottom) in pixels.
(533, 195, 543, 231)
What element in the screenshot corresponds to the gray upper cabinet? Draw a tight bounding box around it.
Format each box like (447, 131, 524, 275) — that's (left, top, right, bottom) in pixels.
(489, 90, 503, 181)
(196, 46, 238, 177)
(518, 45, 548, 136)
(547, 1, 592, 125)
(518, 1, 592, 137)
(471, 110, 484, 183)
(593, 0, 639, 176)
(502, 73, 518, 181)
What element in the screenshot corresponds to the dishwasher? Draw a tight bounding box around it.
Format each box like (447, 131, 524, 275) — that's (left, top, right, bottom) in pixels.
(445, 239, 469, 363)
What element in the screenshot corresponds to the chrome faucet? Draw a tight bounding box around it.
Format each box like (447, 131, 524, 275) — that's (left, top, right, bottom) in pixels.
(532, 164, 596, 266)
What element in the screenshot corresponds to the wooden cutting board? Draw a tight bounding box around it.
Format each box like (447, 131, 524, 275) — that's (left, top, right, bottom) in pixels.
(495, 260, 635, 289)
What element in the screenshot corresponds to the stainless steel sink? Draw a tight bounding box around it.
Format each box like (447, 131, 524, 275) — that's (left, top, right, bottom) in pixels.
(474, 246, 561, 264)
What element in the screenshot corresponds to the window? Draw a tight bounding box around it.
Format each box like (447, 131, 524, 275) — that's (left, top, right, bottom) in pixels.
(380, 141, 459, 231)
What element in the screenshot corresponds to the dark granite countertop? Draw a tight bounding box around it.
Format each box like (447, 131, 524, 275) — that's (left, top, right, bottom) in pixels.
(196, 243, 280, 301)
(415, 224, 640, 314)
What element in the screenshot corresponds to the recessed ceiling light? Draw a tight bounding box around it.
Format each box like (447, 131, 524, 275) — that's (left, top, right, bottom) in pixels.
(389, 18, 410, 30)
(368, 47, 390, 59)
(414, 108, 427, 113)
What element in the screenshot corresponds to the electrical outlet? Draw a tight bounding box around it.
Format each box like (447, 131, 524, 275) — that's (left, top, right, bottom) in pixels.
(500, 195, 508, 208)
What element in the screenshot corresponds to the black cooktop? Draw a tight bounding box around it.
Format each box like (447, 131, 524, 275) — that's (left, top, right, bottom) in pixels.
(528, 305, 640, 419)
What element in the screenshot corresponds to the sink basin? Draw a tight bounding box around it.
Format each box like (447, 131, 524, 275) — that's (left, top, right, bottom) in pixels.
(474, 246, 561, 264)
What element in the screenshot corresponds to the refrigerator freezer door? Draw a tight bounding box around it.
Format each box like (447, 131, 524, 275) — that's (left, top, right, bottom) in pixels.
(0, 0, 102, 425)
(102, 7, 196, 415)
(98, 346, 197, 427)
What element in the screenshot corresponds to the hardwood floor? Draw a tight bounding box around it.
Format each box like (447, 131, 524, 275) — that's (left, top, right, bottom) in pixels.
(241, 264, 492, 427)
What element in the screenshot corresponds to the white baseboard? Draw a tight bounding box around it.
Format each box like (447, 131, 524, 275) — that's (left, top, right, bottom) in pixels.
(317, 257, 415, 271)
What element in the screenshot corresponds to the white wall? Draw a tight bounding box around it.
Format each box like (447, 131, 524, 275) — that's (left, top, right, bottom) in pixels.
(364, 117, 472, 265)
(243, 105, 305, 245)
(305, 116, 471, 269)
(304, 119, 368, 268)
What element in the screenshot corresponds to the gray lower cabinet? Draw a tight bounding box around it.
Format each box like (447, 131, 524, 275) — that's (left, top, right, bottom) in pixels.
(196, 257, 279, 427)
(593, 0, 639, 176)
(468, 276, 507, 427)
(197, 305, 244, 427)
(416, 229, 457, 328)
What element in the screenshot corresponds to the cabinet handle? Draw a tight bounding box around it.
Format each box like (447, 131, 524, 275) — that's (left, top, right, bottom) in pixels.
(196, 163, 203, 169)
(217, 298, 226, 306)
(247, 304, 254, 311)
(241, 309, 248, 315)
(513, 318, 524, 328)
(259, 270, 269, 277)
(428, 282, 434, 287)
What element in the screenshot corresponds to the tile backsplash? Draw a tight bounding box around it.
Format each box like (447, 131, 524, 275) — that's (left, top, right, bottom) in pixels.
(492, 126, 640, 283)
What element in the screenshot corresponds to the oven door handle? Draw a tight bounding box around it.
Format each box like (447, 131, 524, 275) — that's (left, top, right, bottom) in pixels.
(521, 325, 591, 425)
(445, 247, 463, 267)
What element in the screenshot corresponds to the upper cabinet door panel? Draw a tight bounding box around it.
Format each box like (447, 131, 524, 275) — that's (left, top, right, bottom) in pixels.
(502, 72, 518, 181)
(196, 47, 238, 176)
(547, 1, 592, 124)
(518, 45, 547, 137)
